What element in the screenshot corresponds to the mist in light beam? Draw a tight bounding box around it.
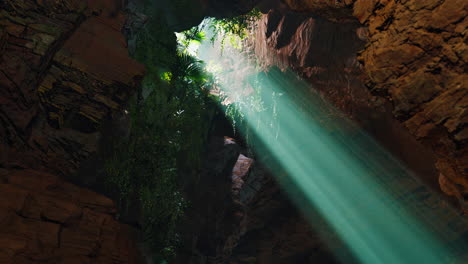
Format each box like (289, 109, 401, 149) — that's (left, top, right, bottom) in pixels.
(190, 20, 468, 263)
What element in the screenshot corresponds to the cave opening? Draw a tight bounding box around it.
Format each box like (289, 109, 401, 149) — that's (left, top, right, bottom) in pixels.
(96, 4, 468, 264)
(1, 1, 467, 264)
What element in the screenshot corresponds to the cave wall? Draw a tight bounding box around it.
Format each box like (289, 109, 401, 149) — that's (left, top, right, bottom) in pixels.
(0, 1, 144, 262)
(0, 0, 144, 175)
(354, 0, 467, 212)
(0, 169, 141, 263)
(251, 4, 444, 190)
(241, 0, 468, 210)
(0, 0, 466, 263)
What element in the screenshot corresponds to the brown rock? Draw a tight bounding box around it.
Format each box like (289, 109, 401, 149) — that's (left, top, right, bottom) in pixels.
(0, 0, 144, 176)
(0, 169, 141, 264)
(274, 0, 467, 212)
(0, 1, 144, 263)
(353, 0, 468, 209)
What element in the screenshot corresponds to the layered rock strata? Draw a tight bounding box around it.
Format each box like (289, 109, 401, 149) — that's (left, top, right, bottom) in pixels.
(0, 1, 144, 262)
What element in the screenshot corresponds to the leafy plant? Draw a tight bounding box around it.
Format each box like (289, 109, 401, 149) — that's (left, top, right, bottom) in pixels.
(210, 8, 262, 40)
(104, 6, 262, 261)
(179, 27, 206, 50)
(104, 9, 215, 262)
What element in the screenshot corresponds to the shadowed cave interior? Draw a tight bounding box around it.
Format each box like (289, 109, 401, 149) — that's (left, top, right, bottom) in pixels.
(0, 0, 467, 263)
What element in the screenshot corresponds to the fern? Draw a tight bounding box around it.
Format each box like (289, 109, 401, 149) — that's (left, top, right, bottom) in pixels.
(104, 11, 215, 262)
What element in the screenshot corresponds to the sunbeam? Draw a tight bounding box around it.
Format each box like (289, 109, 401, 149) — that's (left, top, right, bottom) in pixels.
(187, 19, 468, 264)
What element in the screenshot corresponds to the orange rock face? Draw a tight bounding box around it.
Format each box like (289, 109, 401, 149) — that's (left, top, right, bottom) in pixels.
(0, 1, 144, 263)
(354, 0, 468, 212)
(271, 0, 468, 212)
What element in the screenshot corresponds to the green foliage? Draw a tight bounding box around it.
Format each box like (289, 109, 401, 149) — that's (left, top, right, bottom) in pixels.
(104, 10, 215, 262)
(209, 8, 262, 44)
(104, 6, 261, 261)
(179, 27, 206, 49)
(173, 52, 207, 83)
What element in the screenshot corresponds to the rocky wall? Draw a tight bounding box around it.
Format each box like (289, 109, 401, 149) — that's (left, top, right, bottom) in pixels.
(0, 1, 144, 263)
(252, 0, 467, 211)
(0, 169, 141, 263)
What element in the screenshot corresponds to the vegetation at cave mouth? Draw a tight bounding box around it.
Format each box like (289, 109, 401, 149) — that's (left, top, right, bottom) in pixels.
(104, 6, 212, 263)
(103, 2, 262, 261)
